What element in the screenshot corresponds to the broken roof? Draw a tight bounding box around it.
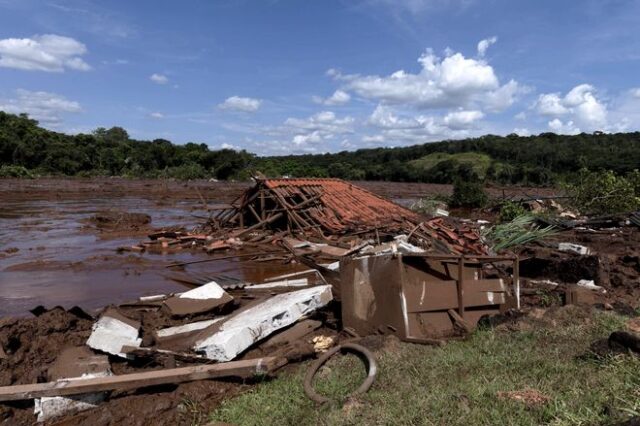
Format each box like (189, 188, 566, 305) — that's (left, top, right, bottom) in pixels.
(259, 178, 419, 233)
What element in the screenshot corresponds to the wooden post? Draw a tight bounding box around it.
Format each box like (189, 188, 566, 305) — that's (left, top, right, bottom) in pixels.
(260, 189, 266, 221)
(0, 357, 286, 402)
(457, 256, 465, 318)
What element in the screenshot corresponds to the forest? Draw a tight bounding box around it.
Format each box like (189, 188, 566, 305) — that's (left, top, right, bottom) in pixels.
(1, 111, 639, 185)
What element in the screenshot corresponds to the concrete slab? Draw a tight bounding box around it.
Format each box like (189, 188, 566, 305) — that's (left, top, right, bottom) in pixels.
(193, 285, 333, 361)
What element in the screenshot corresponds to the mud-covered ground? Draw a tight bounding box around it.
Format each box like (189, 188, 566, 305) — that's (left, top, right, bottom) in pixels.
(3, 177, 635, 426)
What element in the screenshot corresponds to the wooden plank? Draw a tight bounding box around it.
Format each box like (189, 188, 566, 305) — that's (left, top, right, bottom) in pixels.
(0, 357, 286, 402)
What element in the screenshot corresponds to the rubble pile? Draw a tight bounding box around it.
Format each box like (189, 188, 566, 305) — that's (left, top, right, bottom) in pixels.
(2, 179, 640, 424)
(0, 178, 517, 423)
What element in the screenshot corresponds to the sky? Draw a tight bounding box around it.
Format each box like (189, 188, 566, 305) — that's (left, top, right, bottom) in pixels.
(0, 0, 639, 155)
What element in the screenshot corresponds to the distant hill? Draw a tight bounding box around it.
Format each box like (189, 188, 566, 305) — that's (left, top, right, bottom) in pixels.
(1, 111, 639, 185)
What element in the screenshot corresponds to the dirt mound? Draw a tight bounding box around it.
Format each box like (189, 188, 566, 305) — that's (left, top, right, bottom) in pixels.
(89, 210, 152, 231)
(0, 307, 93, 387)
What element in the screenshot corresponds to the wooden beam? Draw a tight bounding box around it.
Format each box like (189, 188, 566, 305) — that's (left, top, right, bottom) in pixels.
(0, 357, 286, 402)
(457, 257, 465, 318)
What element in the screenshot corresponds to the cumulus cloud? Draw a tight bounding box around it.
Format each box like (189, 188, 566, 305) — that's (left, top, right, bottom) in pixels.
(331, 47, 521, 112)
(0, 89, 82, 126)
(632, 88, 640, 99)
(218, 96, 262, 112)
(364, 104, 483, 145)
(0, 34, 90, 72)
(313, 89, 351, 106)
(534, 84, 608, 132)
(149, 112, 164, 119)
(150, 73, 169, 85)
(477, 36, 497, 57)
(443, 109, 484, 129)
(263, 111, 354, 152)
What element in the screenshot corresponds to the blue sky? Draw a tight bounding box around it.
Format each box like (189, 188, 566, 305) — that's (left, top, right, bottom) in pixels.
(0, 0, 639, 155)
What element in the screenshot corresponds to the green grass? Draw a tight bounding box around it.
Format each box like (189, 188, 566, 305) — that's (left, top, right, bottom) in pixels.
(210, 311, 640, 426)
(409, 152, 493, 178)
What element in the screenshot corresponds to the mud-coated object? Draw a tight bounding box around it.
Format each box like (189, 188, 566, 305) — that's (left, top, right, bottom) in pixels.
(303, 343, 377, 404)
(340, 253, 517, 341)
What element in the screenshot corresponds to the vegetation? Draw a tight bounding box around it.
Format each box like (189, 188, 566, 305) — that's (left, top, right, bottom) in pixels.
(211, 311, 640, 426)
(498, 200, 528, 223)
(482, 215, 556, 252)
(2, 111, 640, 185)
(567, 168, 640, 215)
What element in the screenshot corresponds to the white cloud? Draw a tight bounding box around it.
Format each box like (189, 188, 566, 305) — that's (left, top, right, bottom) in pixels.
(548, 118, 580, 135)
(364, 104, 482, 145)
(443, 109, 484, 129)
(331, 46, 520, 112)
(0, 34, 90, 72)
(313, 89, 351, 106)
(263, 111, 354, 153)
(218, 96, 262, 112)
(513, 128, 530, 136)
(535, 84, 608, 132)
(149, 112, 164, 119)
(0, 89, 82, 126)
(632, 88, 640, 99)
(477, 36, 497, 57)
(220, 142, 239, 150)
(150, 73, 169, 85)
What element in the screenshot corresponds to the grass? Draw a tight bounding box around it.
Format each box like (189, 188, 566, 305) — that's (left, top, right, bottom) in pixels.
(409, 152, 493, 179)
(210, 311, 640, 426)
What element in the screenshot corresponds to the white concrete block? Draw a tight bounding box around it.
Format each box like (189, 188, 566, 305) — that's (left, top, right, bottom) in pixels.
(194, 285, 333, 361)
(156, 318, 224, 339)
(178, 281, 226, 299)
(86, 315, 141, 359)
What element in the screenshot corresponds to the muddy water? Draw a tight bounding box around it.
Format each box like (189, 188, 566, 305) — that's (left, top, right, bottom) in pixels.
(0, 194, 296, 316)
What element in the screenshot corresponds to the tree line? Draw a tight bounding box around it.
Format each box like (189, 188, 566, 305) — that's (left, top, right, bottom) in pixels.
(1, 111, 639, 185)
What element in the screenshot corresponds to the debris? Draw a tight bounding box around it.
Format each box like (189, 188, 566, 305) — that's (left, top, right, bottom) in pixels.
(261, 320, 322, 349)
(193, 285, 333, 361)
(246, 278, 310, 290)
(163, 281, 233, 317)
(0, 357, 287, 402)
(341, 254, 516, 342)
(311, 335, 335, 353)
(558, 242, 591, 255)
(577, 279, 605, 292)
(496, 389, 550, 407)
(34, 347, 112, 422)
(156, 318, 226, 341)
(86, 309, 142, 358)
(303, 343, 377, 405)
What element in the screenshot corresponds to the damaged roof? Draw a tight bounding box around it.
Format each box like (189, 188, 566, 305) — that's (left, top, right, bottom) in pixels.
(260, 178, 419, 233)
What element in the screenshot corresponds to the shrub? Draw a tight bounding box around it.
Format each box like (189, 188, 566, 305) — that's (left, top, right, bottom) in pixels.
(450, 178, 488, 208)
(567, 169, 640, 215)
(0, 165, 35, 178)
(162, 163, 208, 180)
(498, 201, 527, 222)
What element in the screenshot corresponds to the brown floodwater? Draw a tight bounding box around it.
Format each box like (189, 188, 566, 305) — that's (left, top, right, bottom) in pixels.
(0, 180, 303, 316)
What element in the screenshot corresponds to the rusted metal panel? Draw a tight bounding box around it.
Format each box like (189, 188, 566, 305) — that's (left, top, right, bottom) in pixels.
(341, 254, 515, 341)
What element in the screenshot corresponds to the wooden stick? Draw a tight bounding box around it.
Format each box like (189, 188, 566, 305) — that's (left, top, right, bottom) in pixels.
(233, 212, 283, 237)
(0, 357, 287, 402)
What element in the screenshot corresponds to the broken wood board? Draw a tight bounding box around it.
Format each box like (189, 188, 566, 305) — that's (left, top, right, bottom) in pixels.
(193, 285, 333, 361)
(261, 320, 322, 348)
(0, 357, 286, 402)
